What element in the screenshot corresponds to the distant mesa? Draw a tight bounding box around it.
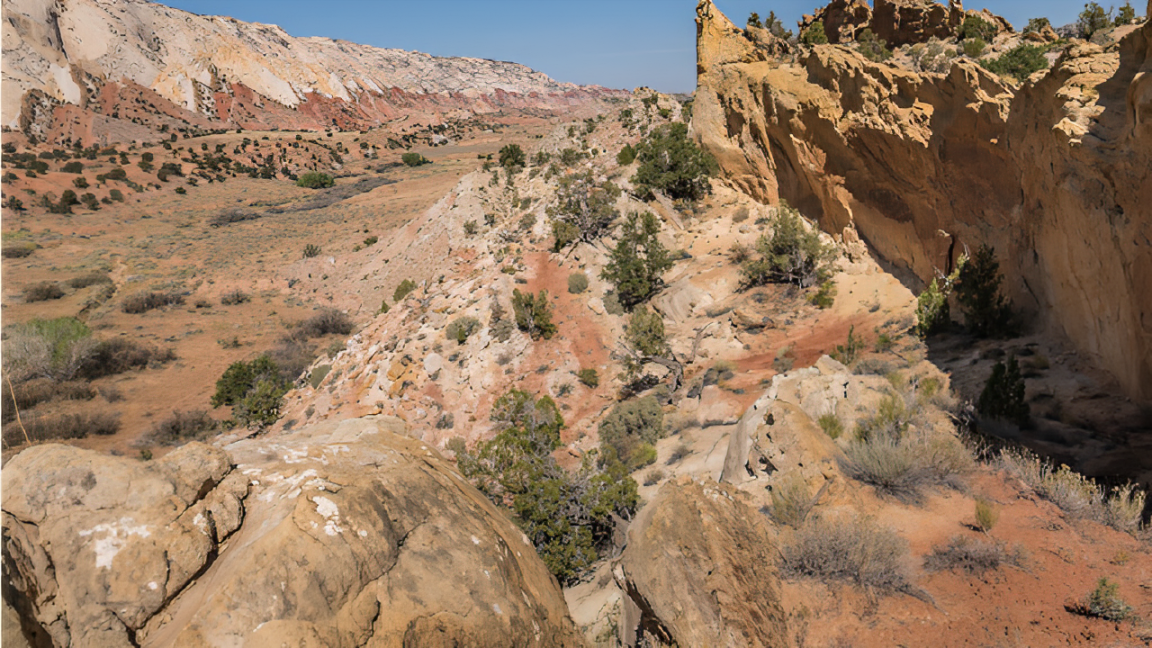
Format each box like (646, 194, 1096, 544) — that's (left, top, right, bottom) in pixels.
(2, 0, 627, 143)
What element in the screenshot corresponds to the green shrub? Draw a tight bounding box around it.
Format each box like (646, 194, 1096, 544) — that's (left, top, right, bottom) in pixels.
(801, 20, 829, 45)
(303, 244, 321, 258)
(577, 368, 600, 388)
(780, 514, 915, 594)
(210, 355, 289, 428)
(616, 143, 636, 165)
(463, 220, 478, 236)
(808, 280, 836, 308)
(549, 171, 620, 250)
(831, 325, 865, 365)
(393, 279, 418, 302)
(601, 212, 672, 308)
(598, 395, 665, 470)
(512, 289, 557, 340)
(631, 122, 717, 201)
(982, 44, 1048, 81)
(567, 272, 589, 294)
(762, 10, 792, 39)
(498, 143, 525, 170)
(962, 37, 987, 58)
(451, 389, 637, 584)
(62, 161, 84, 173)
(363, 235, 378, 247)
(978, 356, 1028, 426)
(446, 316, 480, 344)
(956, 244, 1014, 337)
(401, 152, 430, 167)
(1068, 578, 1133, 621)
(624, 306, 669, 365)
(817, 413, 844, 439)
(1115, 1, 1136, 25)
(857, 29, 892, 62)
(1024, 17, 1051, 34)
(741, 203, 834, 289)
(1078, 2, 1112, 38)
(958, 15, 998, 42)
(916, 277, 952, 337)
(974, 498, 999, 532)
(72, 176, 89, 189)
(24, 282, 64, 302)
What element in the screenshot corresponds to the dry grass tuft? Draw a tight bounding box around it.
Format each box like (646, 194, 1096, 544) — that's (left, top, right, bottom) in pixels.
(923, 536, 1025, 575)
(780, 514, 916, 595)
(999, 448, 1146, 533)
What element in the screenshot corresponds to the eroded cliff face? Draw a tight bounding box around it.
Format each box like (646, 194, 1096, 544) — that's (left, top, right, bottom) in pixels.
(693, 0, 1152, 400)
(2, 0, 625, 140)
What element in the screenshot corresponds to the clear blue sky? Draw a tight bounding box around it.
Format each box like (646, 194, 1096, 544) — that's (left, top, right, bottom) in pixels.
(162, 1, 1114, 93)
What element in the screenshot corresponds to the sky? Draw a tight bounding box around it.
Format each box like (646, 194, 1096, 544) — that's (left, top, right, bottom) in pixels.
(162, 1, 1121, 93)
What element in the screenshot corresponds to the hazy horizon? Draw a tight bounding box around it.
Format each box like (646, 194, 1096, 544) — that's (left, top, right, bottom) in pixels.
(153, 0, 1135, 93)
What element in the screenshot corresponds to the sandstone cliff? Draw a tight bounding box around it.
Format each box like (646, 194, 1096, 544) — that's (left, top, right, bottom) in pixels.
(2, 0, 625, 141)
(694, 0, 1152, 400)
(2, 417, 585, 647)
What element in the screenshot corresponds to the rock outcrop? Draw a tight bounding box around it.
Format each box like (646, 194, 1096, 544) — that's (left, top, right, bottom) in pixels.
(798, 0, 1009, 47)
(618, 478, 790, 648)
(694, 0, 1152, 400)
(2, 417, 584, 647)
(3, 0, 625, 141)
(800, 0, 874, 43)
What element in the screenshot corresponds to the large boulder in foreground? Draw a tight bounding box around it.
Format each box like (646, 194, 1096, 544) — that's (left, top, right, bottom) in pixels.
(618, 477, 789, 647)
(2, 417, 584, 647)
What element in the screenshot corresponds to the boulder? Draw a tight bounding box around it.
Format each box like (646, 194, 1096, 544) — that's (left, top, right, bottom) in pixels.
(2, 417, 584, 647)
(618, 477, 789, 647)
(871, 0, 964, 47)
(799, 0, 873, 44)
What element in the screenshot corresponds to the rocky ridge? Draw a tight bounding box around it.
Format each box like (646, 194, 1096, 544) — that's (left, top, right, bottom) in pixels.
(3, 0, 626, 142)
(693, 0, 1152, 401)
(4, 81, 1151, 646)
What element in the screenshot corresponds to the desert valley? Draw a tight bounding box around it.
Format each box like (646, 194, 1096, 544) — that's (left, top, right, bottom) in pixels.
(1, 0, 1151, 646)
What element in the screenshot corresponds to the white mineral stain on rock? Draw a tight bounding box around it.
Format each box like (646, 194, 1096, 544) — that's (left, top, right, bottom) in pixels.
(78, 518, 152, 569)
(312, 495, 344, 536)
